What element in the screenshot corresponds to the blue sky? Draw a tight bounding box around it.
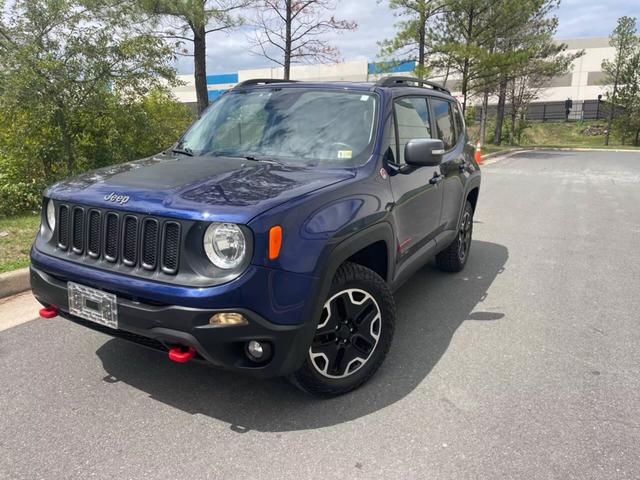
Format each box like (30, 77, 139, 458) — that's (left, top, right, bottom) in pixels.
(176, 0, 640, 75)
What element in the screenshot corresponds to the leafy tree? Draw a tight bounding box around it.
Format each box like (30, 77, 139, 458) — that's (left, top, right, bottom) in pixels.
(0, 87, 193, 215)
(250, 0, 356, 80)
(377, 0, 445, 78)
(505, 53, 574, 145)
(486, 0, 579, 144)
(0, 0, 177, 174)
(497, 1, 579, 144)
(0, 0, 192, 215)
(428, 0, 500, 114)
(426, 0, 579, 146)
(602, 16, 639, 145)
(140, 0, 251, 115)
(610, 25, 640, 145)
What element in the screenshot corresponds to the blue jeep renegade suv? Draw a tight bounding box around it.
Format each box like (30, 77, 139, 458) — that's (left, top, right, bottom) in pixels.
(30, 76, 481, 397)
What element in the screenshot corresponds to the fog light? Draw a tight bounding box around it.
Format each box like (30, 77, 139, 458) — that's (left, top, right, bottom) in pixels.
(247, 341, 263, 359)
(246, 340, 272, 362)
(209, 312, 247, 326)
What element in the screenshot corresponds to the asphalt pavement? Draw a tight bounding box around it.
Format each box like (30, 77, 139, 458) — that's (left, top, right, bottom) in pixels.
(1, 150, 639, 479)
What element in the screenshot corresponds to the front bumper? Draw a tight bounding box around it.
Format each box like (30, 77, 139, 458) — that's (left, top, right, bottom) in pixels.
(30, 261, 321, 378)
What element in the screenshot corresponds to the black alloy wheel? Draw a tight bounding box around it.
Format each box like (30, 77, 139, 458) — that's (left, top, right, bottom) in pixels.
(291, 262, 395, 397)
(309, 288, 382, 379)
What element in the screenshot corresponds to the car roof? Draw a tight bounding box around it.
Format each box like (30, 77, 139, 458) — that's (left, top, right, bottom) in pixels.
(234, 80, 375, 92)
(384, 86, 454, 101)
(233, 77, 454, 100)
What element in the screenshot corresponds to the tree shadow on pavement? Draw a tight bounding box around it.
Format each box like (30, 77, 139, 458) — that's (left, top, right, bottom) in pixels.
(96, 240, 508, 433)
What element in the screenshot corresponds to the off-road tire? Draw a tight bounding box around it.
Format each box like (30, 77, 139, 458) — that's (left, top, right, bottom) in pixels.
(290, 262, 395, 398)
(436, 200, 474, 273)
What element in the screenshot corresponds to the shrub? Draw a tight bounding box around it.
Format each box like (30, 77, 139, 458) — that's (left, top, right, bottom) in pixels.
(0, 90, 193, 215)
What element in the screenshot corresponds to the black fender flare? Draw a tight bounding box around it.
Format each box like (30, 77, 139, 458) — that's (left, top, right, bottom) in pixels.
(283, 221, 396, 374)
(324, 221, 395, 283)
(456, 177, 481, 230)
(315, 220, 395, 315)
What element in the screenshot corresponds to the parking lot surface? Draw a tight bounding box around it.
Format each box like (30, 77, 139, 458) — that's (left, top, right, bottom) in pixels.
(1, 150, 639, 479)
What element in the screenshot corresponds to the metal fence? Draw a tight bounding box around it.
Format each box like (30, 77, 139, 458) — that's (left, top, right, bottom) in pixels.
(475, 99, 617, 123)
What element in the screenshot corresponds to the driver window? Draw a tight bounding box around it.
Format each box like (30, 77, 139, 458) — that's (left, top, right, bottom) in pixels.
(394, 97, 431, 164)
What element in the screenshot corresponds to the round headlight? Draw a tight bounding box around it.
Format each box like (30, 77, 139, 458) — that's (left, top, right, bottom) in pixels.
(46, 199, 56, 231)
(204, 223, 247, 269)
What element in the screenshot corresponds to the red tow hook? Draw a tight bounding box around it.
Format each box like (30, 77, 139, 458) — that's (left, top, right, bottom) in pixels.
(168, 346, 196, 363)
(39, 306, 58, 319)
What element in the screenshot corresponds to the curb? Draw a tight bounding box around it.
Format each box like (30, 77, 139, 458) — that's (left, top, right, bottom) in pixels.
(482, 146, 640, 159)
(0, 268, 30, 299)
(482, 149, 522, 160)
(481, 149, 533, 165)
(528, 146, 640, 153)
(480, 146, 640, 166)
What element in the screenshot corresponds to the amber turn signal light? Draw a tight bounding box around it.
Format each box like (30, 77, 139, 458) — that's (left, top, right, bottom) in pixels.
(269, 225, 283, 260)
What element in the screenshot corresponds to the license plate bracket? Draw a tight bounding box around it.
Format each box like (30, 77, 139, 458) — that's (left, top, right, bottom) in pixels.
(68, 282, 118, 330)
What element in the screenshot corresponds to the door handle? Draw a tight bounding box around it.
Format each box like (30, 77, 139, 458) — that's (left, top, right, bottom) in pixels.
(429, 173, 444, 185)
(459, 161, 468, 172)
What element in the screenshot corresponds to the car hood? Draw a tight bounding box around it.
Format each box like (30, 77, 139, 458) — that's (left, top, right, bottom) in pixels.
(47, 154, 356, 223)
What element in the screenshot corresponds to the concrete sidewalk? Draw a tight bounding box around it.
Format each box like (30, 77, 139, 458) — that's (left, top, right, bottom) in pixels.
(0, 290, 40, 331)
(0, 267, 30, 299)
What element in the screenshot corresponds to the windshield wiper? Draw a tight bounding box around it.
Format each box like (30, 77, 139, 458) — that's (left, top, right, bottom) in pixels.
(171, 146, 194, 157)
(204, 150, 288, 166)
(242, 154, 287, 166)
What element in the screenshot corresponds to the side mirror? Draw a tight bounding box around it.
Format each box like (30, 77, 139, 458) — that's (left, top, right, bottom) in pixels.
(404, 139, 444, 167)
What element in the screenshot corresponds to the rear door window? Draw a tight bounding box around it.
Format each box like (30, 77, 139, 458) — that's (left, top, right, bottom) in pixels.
(430, 98, 457, 151)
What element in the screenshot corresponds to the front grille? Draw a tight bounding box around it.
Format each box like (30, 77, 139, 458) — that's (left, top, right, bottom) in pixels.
(53, 203, 181, 275)
(105, 213, 119, 262)
(87, 210, 101, 258)
(72, 207, 85, 254)
(58, 205, 69, 249)
(122, 216, 138, 266)
(141, 219, 159, 270)
(161, 222, 180, 274)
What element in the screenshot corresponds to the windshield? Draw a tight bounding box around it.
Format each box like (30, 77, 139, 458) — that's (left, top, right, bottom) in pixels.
(178, 88, 378, 167)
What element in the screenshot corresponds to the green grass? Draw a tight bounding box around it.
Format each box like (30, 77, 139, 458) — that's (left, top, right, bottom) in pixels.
(468, 120, 640, 151)
(520, 121, 636, 148)
(0, 212, 40, 273)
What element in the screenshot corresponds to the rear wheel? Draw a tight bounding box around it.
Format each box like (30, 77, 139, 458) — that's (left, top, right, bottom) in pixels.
(436, 200, 474, 272)
(290, 262, 395, 397)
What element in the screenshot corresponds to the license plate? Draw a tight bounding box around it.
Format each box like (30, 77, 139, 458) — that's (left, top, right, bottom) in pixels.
(68, 282, 118, 329)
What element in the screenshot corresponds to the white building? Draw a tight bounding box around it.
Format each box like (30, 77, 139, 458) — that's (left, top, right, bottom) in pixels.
(528, 37, 613, 102)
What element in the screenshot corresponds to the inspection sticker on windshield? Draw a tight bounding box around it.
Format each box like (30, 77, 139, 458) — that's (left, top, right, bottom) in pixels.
(338, 150, 353, 159)
(360, 95, 370, 101)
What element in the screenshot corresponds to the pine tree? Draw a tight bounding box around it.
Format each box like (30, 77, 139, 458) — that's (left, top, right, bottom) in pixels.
(377, 0, 445, 78)
(602, 16, 639, 145)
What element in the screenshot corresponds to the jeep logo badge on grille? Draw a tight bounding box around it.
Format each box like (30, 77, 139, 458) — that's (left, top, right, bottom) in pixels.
(104, 192, 130, 205)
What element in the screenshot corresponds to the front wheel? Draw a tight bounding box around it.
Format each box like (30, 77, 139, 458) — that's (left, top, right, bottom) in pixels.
(436, 200, 474, 272)
(290, 262, 395, 397)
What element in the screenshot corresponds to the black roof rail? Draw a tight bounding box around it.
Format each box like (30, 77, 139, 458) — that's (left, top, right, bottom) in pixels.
(234, 78, 297, 88)
(375, 76, 451, 95)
